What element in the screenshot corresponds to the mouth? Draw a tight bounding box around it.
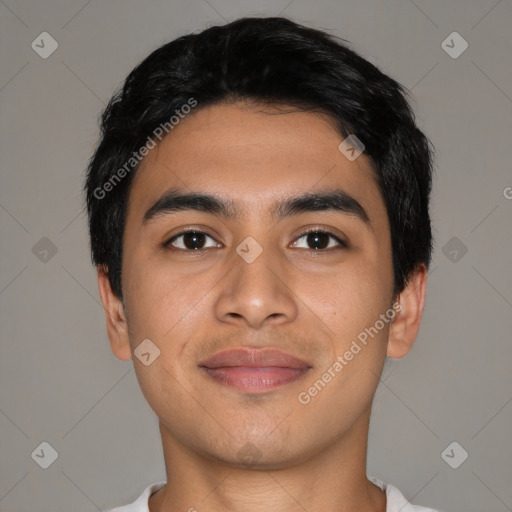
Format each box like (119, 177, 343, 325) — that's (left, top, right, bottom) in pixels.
(198, 348, 312, 393)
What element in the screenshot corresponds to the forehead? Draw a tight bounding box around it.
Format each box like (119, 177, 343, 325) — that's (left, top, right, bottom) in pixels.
(126, 102, 386, 227)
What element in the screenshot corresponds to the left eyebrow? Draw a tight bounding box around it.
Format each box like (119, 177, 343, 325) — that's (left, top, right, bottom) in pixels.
(274, 189, 371, 228)
(142, 187, 372, 229)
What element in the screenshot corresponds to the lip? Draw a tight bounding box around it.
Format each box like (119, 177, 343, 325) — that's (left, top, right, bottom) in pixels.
(198, 348, 312, 393)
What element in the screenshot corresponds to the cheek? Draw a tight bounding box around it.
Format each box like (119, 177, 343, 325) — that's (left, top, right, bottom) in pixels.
(123, 264, 209, 410)
(123, 251, 209, 336)
(295, 268, 391, 427)
(302, 259, 391, 343)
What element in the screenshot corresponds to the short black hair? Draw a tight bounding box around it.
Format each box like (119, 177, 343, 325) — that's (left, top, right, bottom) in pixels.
(84, 16, 435, 301)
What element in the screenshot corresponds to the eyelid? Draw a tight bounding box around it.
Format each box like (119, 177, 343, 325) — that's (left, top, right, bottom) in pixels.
(163, 228, 221, 250)
(292, 227, 348, 249)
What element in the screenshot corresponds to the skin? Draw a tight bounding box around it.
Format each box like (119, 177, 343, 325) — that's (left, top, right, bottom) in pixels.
(97, 101, 427, 512)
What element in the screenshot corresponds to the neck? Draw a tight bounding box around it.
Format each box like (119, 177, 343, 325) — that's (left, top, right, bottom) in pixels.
(149, 408, 386, 512)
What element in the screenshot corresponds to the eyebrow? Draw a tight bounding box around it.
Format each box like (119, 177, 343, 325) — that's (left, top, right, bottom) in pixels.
(142, 187, 371, 228)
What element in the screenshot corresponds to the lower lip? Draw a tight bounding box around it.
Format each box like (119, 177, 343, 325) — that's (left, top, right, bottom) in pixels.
(201, 366, 309, 393)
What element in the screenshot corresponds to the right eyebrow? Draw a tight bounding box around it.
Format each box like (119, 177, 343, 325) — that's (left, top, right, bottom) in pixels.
(142, 188, 237, 225)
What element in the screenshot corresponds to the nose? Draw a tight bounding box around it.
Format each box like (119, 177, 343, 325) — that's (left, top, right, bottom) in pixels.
(213, 243, 298, 330)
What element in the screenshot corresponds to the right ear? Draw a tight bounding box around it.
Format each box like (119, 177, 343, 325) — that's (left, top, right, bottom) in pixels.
(97, 266, 132, 361)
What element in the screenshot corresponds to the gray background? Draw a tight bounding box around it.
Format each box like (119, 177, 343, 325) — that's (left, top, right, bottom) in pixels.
(1, 1, 511, 511)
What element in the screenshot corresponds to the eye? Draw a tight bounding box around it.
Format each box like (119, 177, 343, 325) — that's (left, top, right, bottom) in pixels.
(163, 228, 347, 252)
(290, 229, 347, 251)
(164, 230, 221, 251)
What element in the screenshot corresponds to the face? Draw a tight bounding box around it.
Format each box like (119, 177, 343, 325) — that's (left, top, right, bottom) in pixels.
(113, 102, 399, 468)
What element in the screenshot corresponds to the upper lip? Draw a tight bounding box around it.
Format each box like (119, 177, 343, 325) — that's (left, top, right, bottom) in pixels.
(198, 348, 311, 369)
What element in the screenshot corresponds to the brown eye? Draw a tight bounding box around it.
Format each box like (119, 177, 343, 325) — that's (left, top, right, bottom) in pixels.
(291, 230, 347, 250)
(165, 230, 220, 251)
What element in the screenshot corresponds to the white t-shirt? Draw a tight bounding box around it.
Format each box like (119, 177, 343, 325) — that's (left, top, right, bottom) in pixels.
(103, 476, 441, 511)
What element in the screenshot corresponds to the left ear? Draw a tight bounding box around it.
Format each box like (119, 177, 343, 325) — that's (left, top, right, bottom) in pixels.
(386, 264, 428, 359)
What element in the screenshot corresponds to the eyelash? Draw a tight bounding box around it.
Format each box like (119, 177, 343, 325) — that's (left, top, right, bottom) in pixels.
(163, 228, 348, 252)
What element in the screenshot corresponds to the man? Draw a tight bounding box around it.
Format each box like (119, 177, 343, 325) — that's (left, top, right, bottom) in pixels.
(85, 16, 439, 512)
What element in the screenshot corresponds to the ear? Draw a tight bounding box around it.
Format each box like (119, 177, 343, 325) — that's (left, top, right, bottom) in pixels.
(97, 265, 132, 361)
(386, 264, 428, 359)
